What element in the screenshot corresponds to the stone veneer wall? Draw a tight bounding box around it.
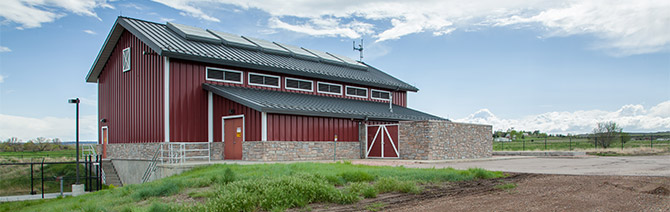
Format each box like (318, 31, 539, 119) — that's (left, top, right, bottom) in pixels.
(399, 120, 492, 160)
(105, 142, 224, 160)
(242, 141, 360, 161)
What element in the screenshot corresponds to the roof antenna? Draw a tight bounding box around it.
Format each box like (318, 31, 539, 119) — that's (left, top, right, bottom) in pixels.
(353, 39, 364, 62)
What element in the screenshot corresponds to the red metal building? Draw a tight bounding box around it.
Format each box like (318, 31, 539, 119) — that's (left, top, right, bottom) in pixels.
(87, 17, 443, 161)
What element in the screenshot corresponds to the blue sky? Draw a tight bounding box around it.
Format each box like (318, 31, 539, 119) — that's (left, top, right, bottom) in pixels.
(0, 0, 669, 141)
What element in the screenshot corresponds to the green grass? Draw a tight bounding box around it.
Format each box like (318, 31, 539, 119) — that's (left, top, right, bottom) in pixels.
(0, 150, 76, 159)
(494, 183, 517, 191)
(0, 162, 95, 196)
(494, 138, 670, 151)
(1, 162, 504, 212)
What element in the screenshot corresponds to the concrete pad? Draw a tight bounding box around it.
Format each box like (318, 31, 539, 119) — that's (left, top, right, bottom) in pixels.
(0, 192, 74, 202)
(404, 155, 670, 177)
(494, 151, 586, 156)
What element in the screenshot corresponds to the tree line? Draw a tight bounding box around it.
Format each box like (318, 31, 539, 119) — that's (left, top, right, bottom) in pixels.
(0, 137, 72, 152)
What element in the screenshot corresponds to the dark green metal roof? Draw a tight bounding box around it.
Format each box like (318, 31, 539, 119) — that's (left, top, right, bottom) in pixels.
(87, 17, 419, 92)
(203, 84, 444, 122)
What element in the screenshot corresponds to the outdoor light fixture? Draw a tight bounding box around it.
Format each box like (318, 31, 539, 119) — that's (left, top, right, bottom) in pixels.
(100, 118, 107, 123)
(229, 109, 235, 115)
(68, 98, 81, 184)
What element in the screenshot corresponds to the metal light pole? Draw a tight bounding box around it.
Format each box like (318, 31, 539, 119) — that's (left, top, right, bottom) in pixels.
(69, 98, 80, 184)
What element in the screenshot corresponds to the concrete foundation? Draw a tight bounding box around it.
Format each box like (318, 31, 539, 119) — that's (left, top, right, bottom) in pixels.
(71, 184, 84, 196)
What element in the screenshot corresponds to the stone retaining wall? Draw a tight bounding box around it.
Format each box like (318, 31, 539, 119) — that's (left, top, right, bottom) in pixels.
(105, 142, 223, 160)
(399, 120, 492, 160)
(243, 141, 360, 161)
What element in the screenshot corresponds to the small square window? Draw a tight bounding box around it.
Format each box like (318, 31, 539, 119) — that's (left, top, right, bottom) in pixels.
(122, 47, 131, 72)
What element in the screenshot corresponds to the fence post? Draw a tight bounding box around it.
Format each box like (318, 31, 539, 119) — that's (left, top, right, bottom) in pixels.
(41, 158, 44, 199)
(595, 137, 597, 149)
(544, 136, 547, 150)
(30, 163, 35, 195)
(569, 136, 572, 151)
(523, 138, 525, 151)
(621, 136, 624, 150)
(650, 135, 653, 148)
(502, 139, 504, 151)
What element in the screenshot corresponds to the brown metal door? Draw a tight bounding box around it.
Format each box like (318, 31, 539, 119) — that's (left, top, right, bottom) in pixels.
(101, 127, 108, 158)
(224, 117, 244, 160)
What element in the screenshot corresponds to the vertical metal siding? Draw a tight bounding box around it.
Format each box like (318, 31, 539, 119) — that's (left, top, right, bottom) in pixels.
(266, 114, 362, 142)
(98, 31, 164, 144)
(212, 95, 262, 141)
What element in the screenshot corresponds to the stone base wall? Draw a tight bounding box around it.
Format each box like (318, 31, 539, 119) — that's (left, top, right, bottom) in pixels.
(243, 141, 360, 161)
(399, 120, 492, 160)
(105, 142, 223, 160)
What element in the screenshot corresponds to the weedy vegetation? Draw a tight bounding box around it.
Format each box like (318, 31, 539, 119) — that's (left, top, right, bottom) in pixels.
(1, 162, 503, 212)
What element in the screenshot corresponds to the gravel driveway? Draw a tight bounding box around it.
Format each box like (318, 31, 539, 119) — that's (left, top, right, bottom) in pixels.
(352, 155, 670, 176)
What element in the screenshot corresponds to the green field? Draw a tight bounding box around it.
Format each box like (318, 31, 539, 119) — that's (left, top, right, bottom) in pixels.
(0, 150, 76, 159)
(494, 136, 670, 151)
(0, 162, 504, 212)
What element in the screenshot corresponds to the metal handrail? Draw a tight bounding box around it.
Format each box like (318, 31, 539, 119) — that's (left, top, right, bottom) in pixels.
(141, 144, 161, 183)
(83, 144, 105, 184)
(159, 142, 211, 165)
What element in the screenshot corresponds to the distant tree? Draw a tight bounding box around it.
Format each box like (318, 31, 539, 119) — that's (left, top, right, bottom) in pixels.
(2, 137, 22, 152)
(539, 133, 547, 138)
(591, 121, 623, 148)
(52, 138, 63, 150)
(532, 130, 540, 136)
(33, 137, 51, 151)
(23, 141, 37, 151)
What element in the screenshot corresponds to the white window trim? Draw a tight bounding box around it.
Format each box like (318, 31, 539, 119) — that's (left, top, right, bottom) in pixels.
(316, 81, 343, 95)
(122, 47, 131, 72)
(285, 77, 313, 92)
(345, 85, 368, 98)
(248, 72, 281, 88)
(205, 67, 243, 84)
(371, 89, 391, 101)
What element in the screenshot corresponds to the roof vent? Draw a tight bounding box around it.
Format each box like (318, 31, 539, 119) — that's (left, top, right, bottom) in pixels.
(166, 22, 221, 44)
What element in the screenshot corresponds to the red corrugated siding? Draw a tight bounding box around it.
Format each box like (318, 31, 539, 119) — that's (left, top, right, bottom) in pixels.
(212, 95, 262, 141)
(392, 91, 407, 107)
(98, 31, 164, 144)
(267, 114, 360, 142)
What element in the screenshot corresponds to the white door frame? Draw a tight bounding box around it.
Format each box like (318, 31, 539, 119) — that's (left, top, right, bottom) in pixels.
(365, 124, 399, 158)
(222, 115, 245, 143)
(101, 126, 108, 158)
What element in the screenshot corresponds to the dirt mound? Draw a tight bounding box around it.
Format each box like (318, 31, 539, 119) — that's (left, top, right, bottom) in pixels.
(648, 186, 670, 196)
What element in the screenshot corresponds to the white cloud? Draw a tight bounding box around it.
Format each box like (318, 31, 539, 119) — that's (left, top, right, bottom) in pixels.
(0, 74, 5, 83)
(0, 114, 98, 142)
(268, 17, 373, 39)
(152, 0, 670, 55)
(83, 29, 96, 35)
(0, 46, 11, 53)
(0, 0, 113, 29)
(456, 101, 670, 134)
(151, 0, 220, 22)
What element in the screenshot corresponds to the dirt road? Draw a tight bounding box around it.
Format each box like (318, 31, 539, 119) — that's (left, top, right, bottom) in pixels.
(308, 174, 670, 211)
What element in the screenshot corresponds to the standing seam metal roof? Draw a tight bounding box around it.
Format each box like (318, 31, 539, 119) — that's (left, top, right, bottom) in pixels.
(203, 84, 444, 122)
(86, 17, 419, 92)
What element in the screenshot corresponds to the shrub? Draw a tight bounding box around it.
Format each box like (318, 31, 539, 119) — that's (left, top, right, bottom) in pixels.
(374, 177, 421, 194)
(468, 168, 500, 179)
(345, 182, 378, 198)
(338, 171, 375, 183)
(201, 174, 358, 211)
